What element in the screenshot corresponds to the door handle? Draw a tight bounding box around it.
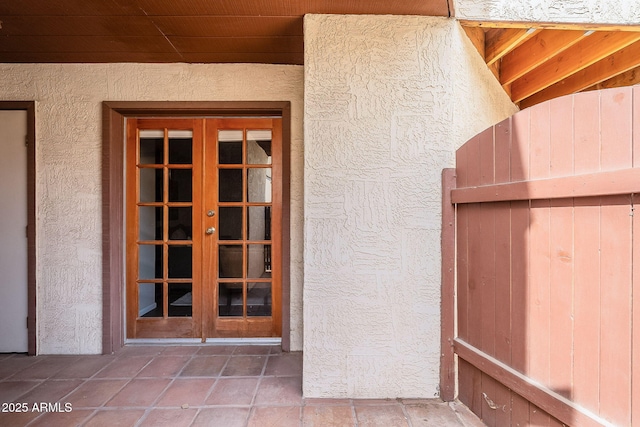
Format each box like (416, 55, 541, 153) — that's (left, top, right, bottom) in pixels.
(205, 227, 216, 235)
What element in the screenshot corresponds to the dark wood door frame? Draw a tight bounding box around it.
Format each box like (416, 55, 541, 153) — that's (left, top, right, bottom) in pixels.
(102, 101, 292, 354)
(0, 101, 36, 356)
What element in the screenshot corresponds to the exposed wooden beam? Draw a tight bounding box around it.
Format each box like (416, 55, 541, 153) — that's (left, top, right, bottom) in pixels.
(520, 39, 640, 108)
(500, 29, 588, 86)
(510, 31, 640, 103)
(462, 25, 485, 58)
(583, 67, 640, 92)
(485, 27, 537, 65)
(460, 19, 640, 32)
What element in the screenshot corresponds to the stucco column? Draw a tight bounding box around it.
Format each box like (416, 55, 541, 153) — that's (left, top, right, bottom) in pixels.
(303, 14, 517, 398)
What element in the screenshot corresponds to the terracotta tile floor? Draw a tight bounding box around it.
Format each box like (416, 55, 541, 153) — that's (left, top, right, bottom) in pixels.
(0, 346, 484, 426)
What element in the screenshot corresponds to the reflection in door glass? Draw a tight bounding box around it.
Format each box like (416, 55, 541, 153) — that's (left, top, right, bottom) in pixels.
(246, 130, 272, 165)
(247, 206, 270, 241)
(139, 168, 163, 203)
(139, 283, 162, 317)
(168, 207, 192, 240)
(168, 130, 193, 164)
(247, 283, 271, 317)
(168, 283, 192, 317)
(139, 206, 163, 241)
(219, 169, 243, 202)
(168, 245, 192, 278)
(139, 245, 163, 279)
(168, 169, 192, 202)
(219, 245, 243, 278)
(218, 130, 243, 164)
(219, 283, 243, 316)
(219, 207, 243, 240)
(247, 244, 271, 278)
(139, 131, 163, 164)
(247, 168, 271, 203)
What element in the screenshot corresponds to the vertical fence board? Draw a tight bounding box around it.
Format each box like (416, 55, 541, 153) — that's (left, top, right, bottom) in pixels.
(549, 96, 574, 177)
(548, 97, 575, 403)
(528, 199, 551, 427)
(529, 102, 551, 180)
(479, 203, 497, 426)
(495, 118, 511, 184)
(548, 199, 574, 400)
(494, 202, 513, 427)
(511, 392, 531, 427)
(457, 204, 470, 342)
(572, 197, 601, 412)
(573, 91, 601, 175)
(494, 203, 512, 364)
(528, 102, 552, 427)
(634, 86, 640, 168)
(479, 128, 497, 426)
(479, 127, 495, 186)
(511, 109, 530, 182)
(458, 358, 475, 411)
(457, 144, 470, 343)
(599, 196, 632, 427)
(510, 200, 529, 376)
(633, 195, 640, 427)
(600, 87, 633, 171)
(599, 88, 633, 427)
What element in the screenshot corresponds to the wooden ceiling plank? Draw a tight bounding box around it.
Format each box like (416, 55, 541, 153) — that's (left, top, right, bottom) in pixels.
(151, 16, 302, 37)
(485, 27, 537, 65)
(0, 50, 303, 65)
(460, 20, 640, 32)
(0, 16, 161, 36)
(519, 39, 640, 108)
(510, 31, 640, 103)
(500, 29, 587, 86)
(582, 67, 640, 92)
(167, 36, 303, 54)
(0, 36, 179, 54)
(0, 0, 138, 16)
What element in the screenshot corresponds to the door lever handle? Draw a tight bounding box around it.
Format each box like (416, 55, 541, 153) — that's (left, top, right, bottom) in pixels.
(205, 227, 216, 235)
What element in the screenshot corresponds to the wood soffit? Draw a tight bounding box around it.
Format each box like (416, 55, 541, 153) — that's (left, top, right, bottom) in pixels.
(461, 20, 640, 108)
(0, 0, 452, 65)
(2, 1, 639, 109)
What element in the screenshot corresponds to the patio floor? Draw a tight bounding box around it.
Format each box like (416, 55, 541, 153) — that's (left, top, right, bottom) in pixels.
(0, 345, 484, 427)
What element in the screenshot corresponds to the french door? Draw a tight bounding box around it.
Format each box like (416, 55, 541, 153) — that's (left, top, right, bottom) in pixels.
(126, 117, 282, 339)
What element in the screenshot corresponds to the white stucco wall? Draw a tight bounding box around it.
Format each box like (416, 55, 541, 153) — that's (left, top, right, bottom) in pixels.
(454, 0, 640, 25)
(0, 63, 304, 354)
(303, 14, 517, 398)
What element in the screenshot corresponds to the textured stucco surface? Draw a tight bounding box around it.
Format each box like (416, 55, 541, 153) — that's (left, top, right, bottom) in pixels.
(455, 0, 640, 25)
(0, 63, 304, 354)
(303, 15, 517, 398)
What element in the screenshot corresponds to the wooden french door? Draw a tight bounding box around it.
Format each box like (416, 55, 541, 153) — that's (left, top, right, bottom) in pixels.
(126, 117, 282, 339)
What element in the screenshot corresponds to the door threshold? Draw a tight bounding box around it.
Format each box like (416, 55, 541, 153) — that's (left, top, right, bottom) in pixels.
(205, 338, 281, 346)
(124, 337, 282, 346)
(124, 338, 202, 346)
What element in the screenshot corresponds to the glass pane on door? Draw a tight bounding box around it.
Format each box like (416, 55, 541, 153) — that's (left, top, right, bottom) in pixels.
(247, 283, 271, 317)
(219, 283, 243, 317)
(168, 283, 192, 317)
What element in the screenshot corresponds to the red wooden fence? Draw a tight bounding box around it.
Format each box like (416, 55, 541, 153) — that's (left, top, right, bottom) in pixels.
(442, 86, 640, 427)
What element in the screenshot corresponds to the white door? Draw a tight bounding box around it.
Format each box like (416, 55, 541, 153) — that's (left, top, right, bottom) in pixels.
(0, 110, 28, 352)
